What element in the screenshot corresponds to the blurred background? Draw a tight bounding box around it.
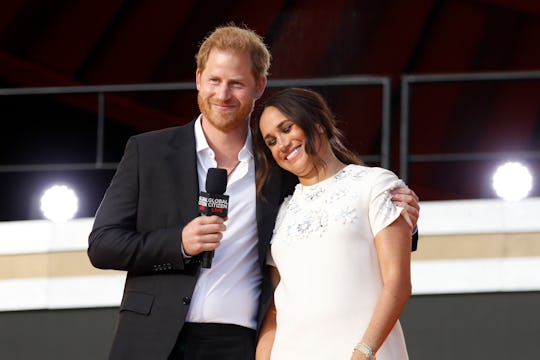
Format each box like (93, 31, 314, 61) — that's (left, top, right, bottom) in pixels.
(0, 0, 539, 359)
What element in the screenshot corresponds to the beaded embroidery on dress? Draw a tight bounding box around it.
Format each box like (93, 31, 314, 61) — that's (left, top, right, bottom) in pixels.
(272, 165, 401, 246)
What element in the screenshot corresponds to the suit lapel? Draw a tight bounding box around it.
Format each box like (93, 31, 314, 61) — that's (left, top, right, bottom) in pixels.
(166, 121, 200, 225)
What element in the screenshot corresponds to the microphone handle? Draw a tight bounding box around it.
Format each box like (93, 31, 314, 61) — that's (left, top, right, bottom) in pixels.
(198, 190, 228, 269)
(200, 250, 214, 268)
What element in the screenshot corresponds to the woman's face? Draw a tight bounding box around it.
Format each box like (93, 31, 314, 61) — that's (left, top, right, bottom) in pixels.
(259, 106, 318, 181)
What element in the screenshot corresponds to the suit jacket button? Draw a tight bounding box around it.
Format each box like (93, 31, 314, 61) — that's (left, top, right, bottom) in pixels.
(182, 296, 191, 305)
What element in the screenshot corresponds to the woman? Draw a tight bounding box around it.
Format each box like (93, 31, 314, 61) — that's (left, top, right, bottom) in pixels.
(254, 88, 412, 359)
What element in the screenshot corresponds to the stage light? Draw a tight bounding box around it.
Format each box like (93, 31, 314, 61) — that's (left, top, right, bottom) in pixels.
(492, 162, 533, 201)
(40, 185, 79, 222)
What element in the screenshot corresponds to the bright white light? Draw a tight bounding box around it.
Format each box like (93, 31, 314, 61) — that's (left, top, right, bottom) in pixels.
(492, 162, 533, 201)
(40, 185, 79, 222)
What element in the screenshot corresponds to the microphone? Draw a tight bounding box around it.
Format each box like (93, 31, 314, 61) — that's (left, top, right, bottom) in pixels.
(198, 167, 229, 268)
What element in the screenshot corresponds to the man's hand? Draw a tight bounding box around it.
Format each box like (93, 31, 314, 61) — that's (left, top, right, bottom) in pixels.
(391, 187, 420, 228)
(181, 216, 227, 256)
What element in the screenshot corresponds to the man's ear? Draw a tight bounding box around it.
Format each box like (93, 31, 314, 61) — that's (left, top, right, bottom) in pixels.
(255, 76, 267, 100)
(195, 68, 202, 91)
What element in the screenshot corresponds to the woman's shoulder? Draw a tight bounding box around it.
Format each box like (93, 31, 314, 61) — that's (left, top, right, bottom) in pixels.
(345, 164, 403, 186)
(345, 164, 397, 178)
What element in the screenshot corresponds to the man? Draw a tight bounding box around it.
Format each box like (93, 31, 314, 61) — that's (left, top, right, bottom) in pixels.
(88, 24, 420, 360)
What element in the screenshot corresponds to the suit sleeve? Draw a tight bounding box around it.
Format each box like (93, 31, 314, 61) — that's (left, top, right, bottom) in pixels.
(87, 136, 188, 274)
(411, 228, 418, 251)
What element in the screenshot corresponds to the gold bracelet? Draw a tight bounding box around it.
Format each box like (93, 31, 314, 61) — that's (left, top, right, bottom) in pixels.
(354, 342, 375, 360)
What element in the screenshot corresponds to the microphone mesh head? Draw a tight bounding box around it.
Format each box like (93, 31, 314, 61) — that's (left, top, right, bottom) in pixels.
(205, 168, 228, 194)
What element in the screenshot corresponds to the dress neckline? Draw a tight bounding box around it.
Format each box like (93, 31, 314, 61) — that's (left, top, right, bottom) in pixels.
(296, 164, 352, 191)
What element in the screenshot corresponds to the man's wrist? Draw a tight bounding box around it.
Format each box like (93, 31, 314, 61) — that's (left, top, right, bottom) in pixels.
(180, 242, 193, 261)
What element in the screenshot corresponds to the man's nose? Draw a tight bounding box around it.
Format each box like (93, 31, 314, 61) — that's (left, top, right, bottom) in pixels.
(216, 84, 231, 100)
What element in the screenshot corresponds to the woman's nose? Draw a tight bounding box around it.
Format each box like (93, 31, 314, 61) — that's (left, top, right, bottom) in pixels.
(278, 135, 290, 152)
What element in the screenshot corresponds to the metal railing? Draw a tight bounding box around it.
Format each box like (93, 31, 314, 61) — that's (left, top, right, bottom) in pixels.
(0, 75, 392, 173)
(3, 70, 539, 184)
(400, 70, 540, 182)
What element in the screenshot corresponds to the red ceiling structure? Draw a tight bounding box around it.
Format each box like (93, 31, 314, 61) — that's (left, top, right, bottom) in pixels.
(0, 0, 538, 220)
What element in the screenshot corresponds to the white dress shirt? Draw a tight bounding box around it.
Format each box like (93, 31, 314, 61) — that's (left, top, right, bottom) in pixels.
(185, 116, 261, 329)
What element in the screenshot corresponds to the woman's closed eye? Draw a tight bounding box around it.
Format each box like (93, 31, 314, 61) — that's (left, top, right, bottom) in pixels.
(264, 122, 294, 147)
(266, 137, 277, 147)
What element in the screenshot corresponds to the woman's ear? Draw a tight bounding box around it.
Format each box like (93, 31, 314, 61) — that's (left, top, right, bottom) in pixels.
(316, 123, 325, 134)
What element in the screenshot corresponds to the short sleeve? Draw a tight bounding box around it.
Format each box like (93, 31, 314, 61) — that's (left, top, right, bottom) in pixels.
(368, 168, 412, 237)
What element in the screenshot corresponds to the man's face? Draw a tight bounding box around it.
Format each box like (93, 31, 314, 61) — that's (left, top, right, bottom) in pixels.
(196, 49, 266, 133)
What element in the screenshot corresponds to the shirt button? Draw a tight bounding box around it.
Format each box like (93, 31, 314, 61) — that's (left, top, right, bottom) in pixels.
(182, 296, 191, 305)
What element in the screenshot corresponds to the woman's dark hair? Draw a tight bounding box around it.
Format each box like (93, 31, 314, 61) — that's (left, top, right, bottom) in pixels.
(254, 87, 363, 196)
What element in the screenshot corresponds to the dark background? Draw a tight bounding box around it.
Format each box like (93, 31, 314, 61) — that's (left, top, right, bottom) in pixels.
(0, 0, 539, 221)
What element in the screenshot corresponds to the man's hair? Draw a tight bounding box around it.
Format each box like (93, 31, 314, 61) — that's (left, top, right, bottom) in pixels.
(196, 23, 271, 79)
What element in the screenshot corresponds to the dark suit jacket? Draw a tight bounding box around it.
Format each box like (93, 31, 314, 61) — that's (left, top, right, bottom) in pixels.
(88, 120, 297, 360)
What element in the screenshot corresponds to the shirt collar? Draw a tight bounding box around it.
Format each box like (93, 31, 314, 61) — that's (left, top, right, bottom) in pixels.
(194, 115, 254, 160)
(195, 115, 210, 154)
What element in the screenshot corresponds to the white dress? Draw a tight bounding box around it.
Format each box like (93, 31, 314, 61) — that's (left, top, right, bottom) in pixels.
(268, 165, 410, 360)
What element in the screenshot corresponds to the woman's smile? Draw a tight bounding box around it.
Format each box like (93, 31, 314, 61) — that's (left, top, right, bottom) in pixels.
(286, 146, 301, 161)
